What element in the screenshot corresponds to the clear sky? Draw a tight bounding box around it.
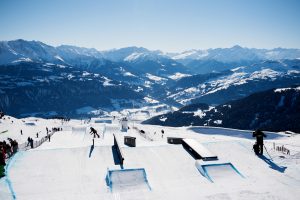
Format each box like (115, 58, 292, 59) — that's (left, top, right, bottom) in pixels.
(0, 0, 299, 52)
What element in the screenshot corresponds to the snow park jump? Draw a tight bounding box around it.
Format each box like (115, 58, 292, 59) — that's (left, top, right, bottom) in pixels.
(195, 161, 245, 183)
(106, 168, 151, 192)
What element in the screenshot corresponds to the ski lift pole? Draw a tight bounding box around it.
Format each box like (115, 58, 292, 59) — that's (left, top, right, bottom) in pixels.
(263, 144, 273, 160)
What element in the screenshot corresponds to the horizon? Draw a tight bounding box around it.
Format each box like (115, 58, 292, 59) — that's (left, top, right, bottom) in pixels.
(2, 38, 300, 53)
(1, 0, 300, 52)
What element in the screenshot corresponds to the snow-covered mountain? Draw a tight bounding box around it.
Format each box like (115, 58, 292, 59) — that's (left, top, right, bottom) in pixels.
(144, 86, 300, 132)
(162, 59, 300, 105)
(0, 39, 60, 65)
(0, 61, 147, 117)
(102, 46, 189, 76)
(172, 45, 300, 62)
(171, 46, 300, 74)
(1, 39, 300, 118)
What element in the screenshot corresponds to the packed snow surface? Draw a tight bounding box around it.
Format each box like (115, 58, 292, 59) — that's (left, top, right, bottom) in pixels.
(0, 116, 300, 200)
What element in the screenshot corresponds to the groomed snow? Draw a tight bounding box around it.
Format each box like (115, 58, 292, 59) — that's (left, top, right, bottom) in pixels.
(1, 117, 300, 200)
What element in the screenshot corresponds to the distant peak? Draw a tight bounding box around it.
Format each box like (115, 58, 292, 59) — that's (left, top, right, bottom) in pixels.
(231, 45, 243, 49)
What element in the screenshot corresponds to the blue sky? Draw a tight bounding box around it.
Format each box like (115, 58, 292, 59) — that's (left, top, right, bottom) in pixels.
(0, 0, 299, 52)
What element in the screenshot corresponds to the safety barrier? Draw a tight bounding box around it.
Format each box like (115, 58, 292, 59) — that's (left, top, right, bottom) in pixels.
(18, 130, 57, 151)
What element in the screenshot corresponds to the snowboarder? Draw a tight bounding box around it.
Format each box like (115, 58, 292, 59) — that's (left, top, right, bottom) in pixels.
(90, 127, 100, 138)
(253, 129, 267, 155)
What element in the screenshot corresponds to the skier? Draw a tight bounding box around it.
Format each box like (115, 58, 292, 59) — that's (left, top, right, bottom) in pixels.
(90, 127, 100, 138)
(253, 129, 267, 155)
(20, 129, 23, 135)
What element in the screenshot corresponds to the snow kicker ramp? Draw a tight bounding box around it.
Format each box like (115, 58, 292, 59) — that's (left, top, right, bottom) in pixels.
(106, 168, 151, 192)
(195, 161, 244, 182)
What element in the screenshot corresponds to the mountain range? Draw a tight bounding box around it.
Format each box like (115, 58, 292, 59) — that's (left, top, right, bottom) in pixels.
(143, 86, 300, 133)
(1, 39, 300, 120)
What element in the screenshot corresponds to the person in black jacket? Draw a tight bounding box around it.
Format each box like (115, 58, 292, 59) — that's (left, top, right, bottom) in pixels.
(253, 129, 267, 155)
(90, 127, 100, 138)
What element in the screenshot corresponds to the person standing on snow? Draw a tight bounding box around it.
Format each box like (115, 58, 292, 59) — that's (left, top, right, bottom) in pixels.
(253, 129, 267, 155)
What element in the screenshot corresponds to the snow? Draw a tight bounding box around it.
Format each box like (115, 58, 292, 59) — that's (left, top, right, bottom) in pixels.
(67, 74, 75, 80)
(124, 52, 144, 61)
(274, 86, 300, 93)
(168, 72, 191, 80)
(123, 72, 136, 77)
(213, 120, 222, 125)
(144, 97, 159, 104)
(185, 87, 199, 94)
(1, 117, 300, 200)
(194, 109, 206, 118)
(172, 49, 209, 60)
(134, 87, 143, 92)
(12, 57, 33, 63)
(54, 55, 64, 62)
(102, 77, 114, 87)
(250, 69, 282, 80)
(274, 88, 292, 93)
(231, 66, 245, 72)
(146, 73, 167, 82)
(82, 71, 91, 76)
(287, 70, 300, 75)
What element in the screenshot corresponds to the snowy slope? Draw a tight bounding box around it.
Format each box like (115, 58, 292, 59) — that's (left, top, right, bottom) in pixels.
(1, 116, 300, 200)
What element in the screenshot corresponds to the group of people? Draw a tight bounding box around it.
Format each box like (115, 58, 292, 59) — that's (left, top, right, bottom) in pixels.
(1, 138, 19, 178)
(52, 127, 62, 132)
(27, 137, 34, 148)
